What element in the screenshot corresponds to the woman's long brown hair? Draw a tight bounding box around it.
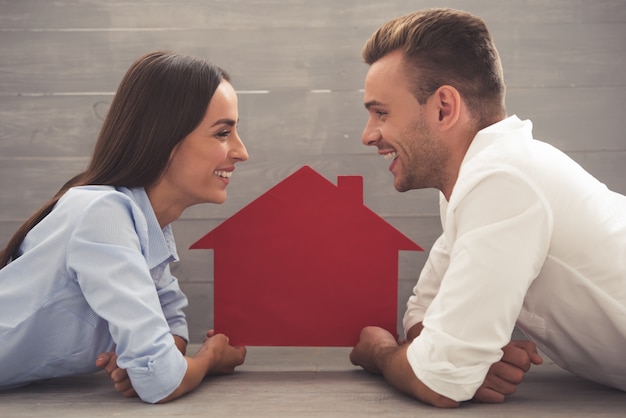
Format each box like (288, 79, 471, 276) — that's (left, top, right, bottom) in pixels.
(0, 51, 229, 267)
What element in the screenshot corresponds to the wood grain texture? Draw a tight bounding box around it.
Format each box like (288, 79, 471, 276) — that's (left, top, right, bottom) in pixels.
(0, 0, 625, 344)
(1, 344, 625, 417)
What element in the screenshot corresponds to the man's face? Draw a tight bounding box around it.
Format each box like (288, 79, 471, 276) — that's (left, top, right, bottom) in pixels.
(361, 50, 449, 192)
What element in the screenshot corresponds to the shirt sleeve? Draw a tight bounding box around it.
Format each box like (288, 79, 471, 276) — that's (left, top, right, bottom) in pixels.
(406, 169, 552, 401)
(65, 192, 187, 403)
(402, 233, 449, 337)
(156, 264, 189, 342)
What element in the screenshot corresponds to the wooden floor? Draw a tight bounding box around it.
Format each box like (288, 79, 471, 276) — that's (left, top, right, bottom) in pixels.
(2, 0, 626, 344)
(1, 345, 625, 417)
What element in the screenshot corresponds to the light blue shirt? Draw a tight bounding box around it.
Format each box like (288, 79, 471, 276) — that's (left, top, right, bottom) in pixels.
(0, 186, 189, 403)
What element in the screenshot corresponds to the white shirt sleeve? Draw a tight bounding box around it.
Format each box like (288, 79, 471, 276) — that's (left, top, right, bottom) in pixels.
(402, 233, 449, 337)
(406, 168, 552, 401)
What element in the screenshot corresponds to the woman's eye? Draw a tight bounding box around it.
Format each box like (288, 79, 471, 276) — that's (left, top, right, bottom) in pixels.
(216, 130, 231, 138)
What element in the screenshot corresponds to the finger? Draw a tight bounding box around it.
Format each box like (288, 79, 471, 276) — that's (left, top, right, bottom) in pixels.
(529, 352, 543, 365)
(521, 343, 543, 365)
(474, 365, 521, 402)
(104, 357, 120, 375)
(229, 345, 247, 364)
(349, 345, 360, 366)
(95, 352, 113, 368)
(120, 387, 138, 398)
(507, 341, 544, 368)
(489, 361, 525, 385)
(236, 346, 248, 359)
(501, 350, 530, 372)
(95, 354, 108, 368)
(110, 367, 129, 383)
(204, 330, 217, 343)
(512, 340, 543, 364)
(114, 379, 135, 395)
(484, 372, 519, 395)
(502, 343, 540, 372)
(473, 386, 506, 403)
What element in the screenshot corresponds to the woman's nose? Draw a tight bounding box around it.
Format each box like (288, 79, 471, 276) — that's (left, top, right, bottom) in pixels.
(232, 134, 249, 162)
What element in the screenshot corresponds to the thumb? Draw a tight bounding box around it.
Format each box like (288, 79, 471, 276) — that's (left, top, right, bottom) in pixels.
(514, 340, 544, 365)
(529, 349, 544, 365)
(95, 352, 111, 368)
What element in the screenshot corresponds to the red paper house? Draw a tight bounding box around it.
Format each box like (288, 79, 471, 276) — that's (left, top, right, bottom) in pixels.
(190, 165, 422, 346)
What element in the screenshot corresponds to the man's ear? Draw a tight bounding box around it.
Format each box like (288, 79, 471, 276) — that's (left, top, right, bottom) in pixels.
(432, 85, 461, 130)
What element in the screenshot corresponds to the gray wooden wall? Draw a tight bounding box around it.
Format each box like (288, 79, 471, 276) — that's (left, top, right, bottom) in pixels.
(1, 0, 625, 343)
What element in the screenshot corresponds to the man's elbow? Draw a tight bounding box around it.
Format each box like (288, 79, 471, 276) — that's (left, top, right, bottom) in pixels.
(408, 384, 460, 408)
(427, 393, 460, 408)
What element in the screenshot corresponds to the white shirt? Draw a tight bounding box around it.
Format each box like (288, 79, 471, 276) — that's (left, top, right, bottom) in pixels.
(403, 116, 626, 401)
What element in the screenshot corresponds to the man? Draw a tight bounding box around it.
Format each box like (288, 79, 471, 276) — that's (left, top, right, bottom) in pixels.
(350, 8, 626, 408)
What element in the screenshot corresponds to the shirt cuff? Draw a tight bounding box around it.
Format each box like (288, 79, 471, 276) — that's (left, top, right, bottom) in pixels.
(169, 321, 189, 342)
(127, 345, 187, 403)
(406, 332, 489, 402)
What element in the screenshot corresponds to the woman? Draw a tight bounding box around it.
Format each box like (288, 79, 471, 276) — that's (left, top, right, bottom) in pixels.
(0, 51, 248, 403)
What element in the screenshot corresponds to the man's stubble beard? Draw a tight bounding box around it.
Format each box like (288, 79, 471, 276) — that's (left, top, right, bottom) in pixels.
(395, 118, 450, 193)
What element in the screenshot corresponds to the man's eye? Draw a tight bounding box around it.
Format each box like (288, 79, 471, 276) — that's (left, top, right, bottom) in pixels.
(375, 110, 387, 117)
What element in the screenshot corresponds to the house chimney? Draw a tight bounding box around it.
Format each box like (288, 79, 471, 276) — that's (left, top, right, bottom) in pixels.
(337, 175, 363, 204)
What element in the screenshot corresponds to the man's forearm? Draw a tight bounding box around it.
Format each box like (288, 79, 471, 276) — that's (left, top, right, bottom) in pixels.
(378, 344, 459, 408)
(351, 326, 459, 408)
(405, 322, 424, 342)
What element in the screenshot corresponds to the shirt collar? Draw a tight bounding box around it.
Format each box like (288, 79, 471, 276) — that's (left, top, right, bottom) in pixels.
(442, 115, 533, 204)
(117, 187, 179, 269)
(462, 115, 533, 166)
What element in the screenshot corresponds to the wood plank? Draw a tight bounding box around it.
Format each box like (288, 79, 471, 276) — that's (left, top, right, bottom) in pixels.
(3, 0, 625, 30)
(0, 221, 19, 249)
(1, 87, 624, 163)
(2, 150, 624, 223)
(0, 95, 104, 158)
(0, 17, 624, 92)
(506, 86, 626, 152)
(0, 157, 88, 222)
(569, 150, 626, 195)
(1, 344, 624, 417)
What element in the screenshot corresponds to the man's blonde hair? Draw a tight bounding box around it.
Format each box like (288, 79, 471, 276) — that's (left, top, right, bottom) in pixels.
(363, 8, 506, 128)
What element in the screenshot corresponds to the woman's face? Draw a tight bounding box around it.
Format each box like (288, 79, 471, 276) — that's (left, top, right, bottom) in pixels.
(153, 81, 248, 212)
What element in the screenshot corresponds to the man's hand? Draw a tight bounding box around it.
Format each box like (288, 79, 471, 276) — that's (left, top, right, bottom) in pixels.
(472, 340, 543, 403)
(350, 326, 459, 408)
(95, 352, 137, 398)
(349, 326, 399, 374)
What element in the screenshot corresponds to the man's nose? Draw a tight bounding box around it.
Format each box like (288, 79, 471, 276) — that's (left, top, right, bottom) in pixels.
(361, 121, 380, 146)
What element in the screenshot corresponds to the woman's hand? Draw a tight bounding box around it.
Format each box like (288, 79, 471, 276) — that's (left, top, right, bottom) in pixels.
(95, 334, 185, 399)
(95, 352, 137, 398)
(200, 329, 247, 375)
(157, 330, 247, 403)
